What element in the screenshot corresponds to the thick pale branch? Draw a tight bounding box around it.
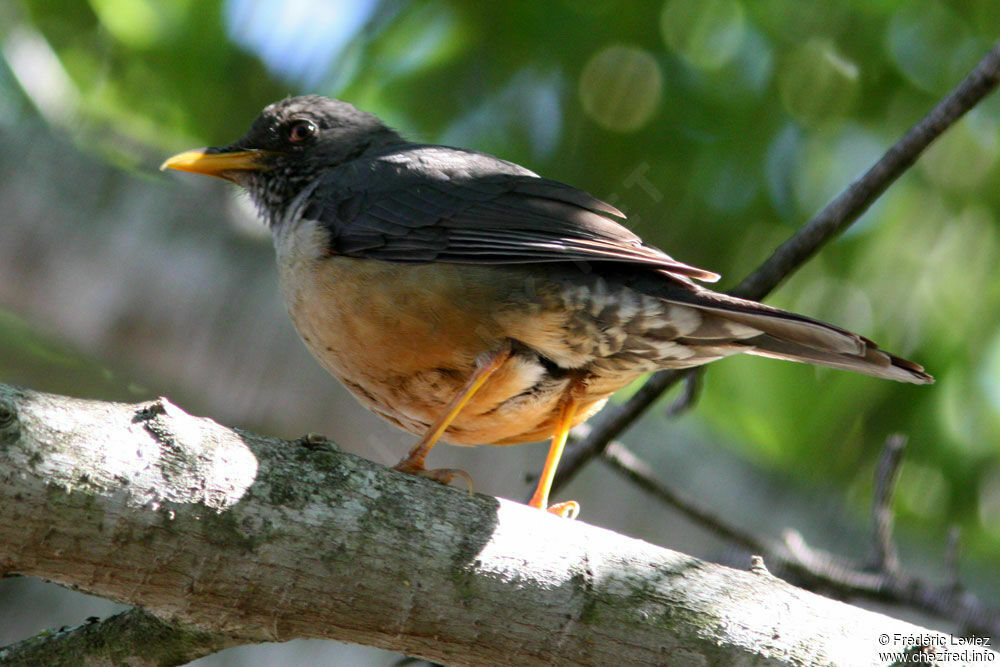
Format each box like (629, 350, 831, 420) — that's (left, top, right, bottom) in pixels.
(0, 385, 970, 666)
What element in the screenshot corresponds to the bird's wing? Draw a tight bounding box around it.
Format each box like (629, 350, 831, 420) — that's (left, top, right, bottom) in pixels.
(297, 144, 720, 282)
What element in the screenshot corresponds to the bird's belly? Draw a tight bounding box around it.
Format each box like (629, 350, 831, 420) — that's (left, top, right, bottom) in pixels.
(277, 246, 609, 444)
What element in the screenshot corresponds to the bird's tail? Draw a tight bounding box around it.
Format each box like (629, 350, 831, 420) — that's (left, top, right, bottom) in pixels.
(663, 287, 933, 384)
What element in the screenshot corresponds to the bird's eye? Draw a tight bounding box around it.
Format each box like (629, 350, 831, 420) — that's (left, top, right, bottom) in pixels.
(287, 120, 317, 143)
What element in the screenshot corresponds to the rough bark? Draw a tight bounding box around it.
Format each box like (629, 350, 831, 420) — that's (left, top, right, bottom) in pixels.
(0, 385, 975, 666)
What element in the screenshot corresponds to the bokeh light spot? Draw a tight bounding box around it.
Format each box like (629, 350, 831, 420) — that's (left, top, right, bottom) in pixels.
(691, 152, 757, 214)
(919, 109, 999, 191)
(779, 38, 859, 126)
(579, 45, 663, 133)
(793, 125, 882, 222)
(88, 0, 178, 49)
(887, 1, 973, 93)
(441, 69, 563, 162)
(376, 2, 465, 78)
(896, 460, 948, 520)
(660, 0, 746, 71)
(225, 0, 377, 87)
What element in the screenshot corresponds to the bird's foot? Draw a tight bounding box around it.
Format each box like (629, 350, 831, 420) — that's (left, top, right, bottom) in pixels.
(299, 432, 337, 451)
(393, 459, 475, 494)
(541, 500, 580, 520)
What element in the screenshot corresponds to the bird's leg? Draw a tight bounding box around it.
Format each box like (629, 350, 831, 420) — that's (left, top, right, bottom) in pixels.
(393, 342, 512, 489)
(528, 382, 584, 519)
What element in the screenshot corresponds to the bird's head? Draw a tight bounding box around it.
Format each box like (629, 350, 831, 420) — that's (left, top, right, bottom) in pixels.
(161, 95, 402, 224)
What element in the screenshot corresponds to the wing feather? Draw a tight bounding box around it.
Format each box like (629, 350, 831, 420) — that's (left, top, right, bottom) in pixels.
(303, 145, 720, 282)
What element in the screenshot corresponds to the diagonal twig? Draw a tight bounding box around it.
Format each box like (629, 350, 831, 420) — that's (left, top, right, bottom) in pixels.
(665, 369, 702, 417)
(943, 526, 963, 591)
(601, 440, 781, 555)
(551, 39, 1000, 496)
(870, 433, 906, 573)
(600, 439, 1000, 637)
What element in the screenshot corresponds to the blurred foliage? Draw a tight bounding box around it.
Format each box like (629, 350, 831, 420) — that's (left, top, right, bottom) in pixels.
(0, 308, 145, 400)
(4, 0, 1000, 567)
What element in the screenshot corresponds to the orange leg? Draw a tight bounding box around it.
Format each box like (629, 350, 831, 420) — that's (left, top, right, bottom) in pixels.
(393, 343, 512, 489)
(528, 384, 583, 519)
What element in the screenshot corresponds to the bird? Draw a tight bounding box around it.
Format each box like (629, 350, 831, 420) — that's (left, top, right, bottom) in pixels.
(161, 95, 932, 518)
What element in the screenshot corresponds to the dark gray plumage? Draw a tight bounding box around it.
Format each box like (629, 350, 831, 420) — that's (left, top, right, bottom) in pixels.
(211, 95, 930, 388)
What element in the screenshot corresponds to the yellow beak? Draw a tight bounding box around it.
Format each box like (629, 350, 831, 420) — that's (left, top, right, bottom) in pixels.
(160, 149, 268, 182)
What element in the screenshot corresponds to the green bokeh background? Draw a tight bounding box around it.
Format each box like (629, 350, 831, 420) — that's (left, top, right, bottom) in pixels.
(2, 0, 998, 661)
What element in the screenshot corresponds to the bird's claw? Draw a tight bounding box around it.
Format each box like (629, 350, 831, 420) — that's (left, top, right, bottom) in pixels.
(393, 460, 475, 495)
(299, 432, 337, 451)
(545, 500, 580, 520)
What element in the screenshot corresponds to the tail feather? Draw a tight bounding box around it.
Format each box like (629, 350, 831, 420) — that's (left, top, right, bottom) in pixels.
(741, 334, 933, 384)
(664, 289, 933, 385)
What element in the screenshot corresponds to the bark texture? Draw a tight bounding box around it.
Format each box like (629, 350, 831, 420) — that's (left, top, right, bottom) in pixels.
(0, 385, 963, 666)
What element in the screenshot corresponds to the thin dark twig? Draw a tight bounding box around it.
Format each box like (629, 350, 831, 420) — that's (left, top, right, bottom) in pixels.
(733, 40, 1000, 302)
(600, 439, 1000, 637)
(870, 433, 906, 573)
(944, 526, 962, 591)
(602, 441, 781, 554)
(666, 369, 702, 417)
(551, 39, 1000, 496)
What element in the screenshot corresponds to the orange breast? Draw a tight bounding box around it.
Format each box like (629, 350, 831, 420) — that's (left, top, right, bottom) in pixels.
(278, 250, 609, 443)
(271, 220, 642, 444)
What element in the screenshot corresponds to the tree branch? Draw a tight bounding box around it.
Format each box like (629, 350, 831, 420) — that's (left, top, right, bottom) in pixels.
(551, 39, 1000, 494)
(0, 609, 238, 666)
(731, 38, 1000, 302)
(600, 439, 1000, 639)
(0, 384, 983, 665)
(870, 434, 905, 574)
